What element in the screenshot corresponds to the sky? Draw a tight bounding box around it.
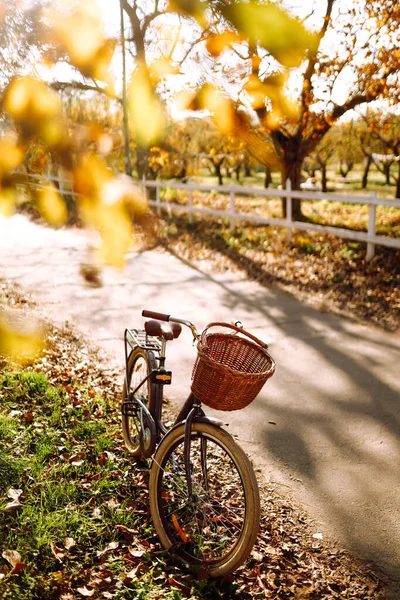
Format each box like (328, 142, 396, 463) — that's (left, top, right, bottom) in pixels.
(14, 0, 387, 120)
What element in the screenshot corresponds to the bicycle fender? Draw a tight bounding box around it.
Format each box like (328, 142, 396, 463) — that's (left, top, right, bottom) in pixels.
(171, 415, 226, 429)
(195, 415, 226, 428)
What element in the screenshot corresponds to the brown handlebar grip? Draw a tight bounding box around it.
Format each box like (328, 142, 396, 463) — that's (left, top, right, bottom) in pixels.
(142, 310, 170, 322)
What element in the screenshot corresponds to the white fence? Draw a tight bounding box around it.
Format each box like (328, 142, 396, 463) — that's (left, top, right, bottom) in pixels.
(142, 178, 400, 260)
(20, 173, 400, 260)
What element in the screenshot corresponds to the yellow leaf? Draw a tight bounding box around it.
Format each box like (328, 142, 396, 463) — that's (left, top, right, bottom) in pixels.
(0, 189, 16, 217)
(249, 73, 299, 125)
(3, 77, 67, 147)
(206, 31, 243, 57)
(221, 1, 317, 68)
(37, 185, 67, 226)
(179, 84, 236, 134)
(167, 0, 206, 26)
(0, 318, 44, 365)
(200, 85, 235, 135)
(149, 57, 179, 83)
(49, 0, 114, 84)
(128, 64, 165, 146)
(74, 157, 148, 268)
(0, 140, 24, 175)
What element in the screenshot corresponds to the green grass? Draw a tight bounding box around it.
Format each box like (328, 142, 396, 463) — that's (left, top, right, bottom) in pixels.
(0, 366, 241, 599)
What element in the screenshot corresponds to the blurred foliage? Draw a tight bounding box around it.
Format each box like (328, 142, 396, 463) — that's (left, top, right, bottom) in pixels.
(0, 0, 398, 358)
(0, 317, 44, 366)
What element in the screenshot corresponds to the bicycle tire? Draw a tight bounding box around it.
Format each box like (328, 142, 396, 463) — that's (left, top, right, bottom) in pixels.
(122, 347, 156, 457)
(149, 421, 260, 577)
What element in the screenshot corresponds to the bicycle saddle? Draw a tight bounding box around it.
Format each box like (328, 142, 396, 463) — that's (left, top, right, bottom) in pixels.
(145, 319, 182, 340)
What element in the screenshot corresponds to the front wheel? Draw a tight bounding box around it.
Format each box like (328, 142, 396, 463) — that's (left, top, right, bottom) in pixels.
(149, 421, 260, 577)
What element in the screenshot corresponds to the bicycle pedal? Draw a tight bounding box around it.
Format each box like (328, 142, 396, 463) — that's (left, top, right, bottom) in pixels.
(121, 401, 138, 416)
(151, 369, 172, 385)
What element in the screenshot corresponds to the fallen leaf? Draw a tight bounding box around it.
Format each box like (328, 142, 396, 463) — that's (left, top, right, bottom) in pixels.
(167, 577, 191, 594)
(3, 500, 22, 513)
(65, 537, 76, 550)
(96, 541, 119, 558)
(7, 488, 22, 501)
(124, 563, 141, 583)
(2, 549, 21, 567)
(128, 547, 146, 559)
(51, 542, 65, 562)
(77, 586, 95, 597)
(69, 451, 85, 466)
(115, 524, 138, 542)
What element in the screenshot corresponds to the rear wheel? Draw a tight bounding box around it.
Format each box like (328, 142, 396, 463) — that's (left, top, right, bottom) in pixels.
(122, 347, 155, 457)
(149, 421, 260, 577)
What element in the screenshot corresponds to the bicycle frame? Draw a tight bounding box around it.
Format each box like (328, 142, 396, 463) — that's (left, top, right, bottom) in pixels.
(123, 324, 226, 498)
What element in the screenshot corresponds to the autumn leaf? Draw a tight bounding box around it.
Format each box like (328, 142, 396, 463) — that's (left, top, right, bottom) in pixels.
(0, 317, 44, 364)
(36, 185, 67, 226)
(3, 77, 67, 148)
(96, 541, 119, 559)
(2, 550, 22, 568)
(220, 1, 317, 68)
(3, 489, 22, 513)
(51, 542, 66, 563)
(49, 0, 115, 87)
(128, 64, 166, 146)
(205, 31, 243, 56)
(77, 586, 95, 597)
(2, 549, 26, 573)
(65, 537, 76, 550)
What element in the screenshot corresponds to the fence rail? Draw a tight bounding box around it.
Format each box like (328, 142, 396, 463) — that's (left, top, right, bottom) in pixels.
(142, 178, 400, 260)
(20, 173, 400, 260)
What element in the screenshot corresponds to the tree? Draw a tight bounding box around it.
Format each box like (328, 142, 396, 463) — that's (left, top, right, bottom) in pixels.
(363, 110, 400, 197)
(172, 0, 400, 219)
(331, 121, 364, 178)
(304, 129, 336, 192)
(0, 3, 46, 88)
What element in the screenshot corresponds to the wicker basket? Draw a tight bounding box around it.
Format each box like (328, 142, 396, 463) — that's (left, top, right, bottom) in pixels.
(191, 322, 275, 411)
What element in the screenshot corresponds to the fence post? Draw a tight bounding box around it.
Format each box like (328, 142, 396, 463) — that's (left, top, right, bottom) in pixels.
(367, 192, 377, 260)
(141, 175, 146, 200)
(187, 178, 193, 224)
(155, 183, 161, 216)
(286, 178, 293, 242)
(229, 183, 236, 231)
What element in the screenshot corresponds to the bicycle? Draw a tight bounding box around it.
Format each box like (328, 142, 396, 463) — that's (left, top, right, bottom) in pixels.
(121, 309, 275, 577)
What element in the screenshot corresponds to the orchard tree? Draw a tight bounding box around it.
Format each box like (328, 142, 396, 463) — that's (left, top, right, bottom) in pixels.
(331, 121, 364, 178)
(364, 110, 400, 197)
(171, 0, 400, 219)
(304, 128, 335, 192)
(0, 2, 47, 87)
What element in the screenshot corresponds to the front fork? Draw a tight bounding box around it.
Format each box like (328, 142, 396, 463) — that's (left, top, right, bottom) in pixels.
(183, 402, 206, 498)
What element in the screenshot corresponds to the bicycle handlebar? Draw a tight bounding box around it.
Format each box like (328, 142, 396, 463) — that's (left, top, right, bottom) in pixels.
(142, 310, 170, 321)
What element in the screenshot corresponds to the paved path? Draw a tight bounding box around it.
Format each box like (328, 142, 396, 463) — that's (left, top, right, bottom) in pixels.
(1, 214, 400, 595)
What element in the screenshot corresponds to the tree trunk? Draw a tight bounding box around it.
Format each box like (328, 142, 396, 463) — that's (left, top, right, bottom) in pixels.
(339, 160, 352, 177)
(383, 163, 391, 185)
(215, 162, 223, 186)
(321, 165, 328, 192)
(235, 165, 241, 181)
(396, 162, 400, 199)
(136, 146, 150, 180)
(264, 166, 272, 188)
(362, 155, 372, 189)
(281, 157, 303, 220)
(244, 163, 252, 177)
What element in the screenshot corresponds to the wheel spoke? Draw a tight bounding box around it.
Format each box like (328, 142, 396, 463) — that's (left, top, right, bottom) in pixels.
(153, 431, 249, 565)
